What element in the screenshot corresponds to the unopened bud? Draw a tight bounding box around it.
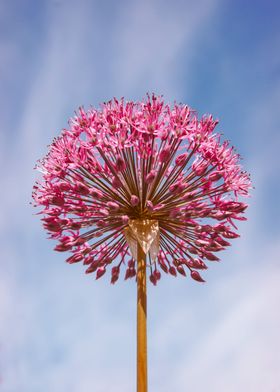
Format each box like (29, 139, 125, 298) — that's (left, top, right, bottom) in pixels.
(130, 195, 139, 206)
(190, 270, 205, 282)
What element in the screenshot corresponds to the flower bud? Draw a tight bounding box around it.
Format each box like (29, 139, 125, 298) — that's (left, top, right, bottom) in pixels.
(190, 270, 205, 282)
(51, 195, 64, 206)
(96, 220, 105, 227)
(112, 176, 122, 188)
(155, 270, 161, 280)
(125, 267, 136, 280)
(54, 243, 73, 252)
(204, 252, 220, 261)
(177, 265, 186, 276)
(85, 261, 99, 274)
(73, 237, 87, 246)
(169, 208, 182, 218)
(115, 155, 126, 172)
(169, 266, 177, 276)
(89, 187, 103, 199)
(58, 181, 71, 191)
(192, 160, 208, 176)
(107, 201, 120, 211)
(150, 273, 157, 285)
(121, 215, 129, 224)
(96, 266, 106, 280)
(146, 200, 154, 212)
(130, 195, 139, 206)
(175, 153, 188, 166)
(111, 266, 120, 284)
(66, 253, 83, 264)
(189, 258, 208, 270)
(100, 208, 109, 216)
(222, 230, 240, 239)
(75, 182, 90, 195)
(159, 146, 171, 162)
(208, 171, 223, 182)
(128, 259, 135, 268)
(145, 170, 156, 183)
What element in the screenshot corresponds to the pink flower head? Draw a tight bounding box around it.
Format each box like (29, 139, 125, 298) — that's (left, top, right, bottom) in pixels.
(32, 94, 251, 284)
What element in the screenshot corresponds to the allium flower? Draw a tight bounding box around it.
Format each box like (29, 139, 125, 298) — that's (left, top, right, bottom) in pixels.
(32, 94, 251, 285)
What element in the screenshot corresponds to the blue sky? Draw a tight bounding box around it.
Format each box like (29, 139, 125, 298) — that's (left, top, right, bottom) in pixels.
(0, 0, 280, 391)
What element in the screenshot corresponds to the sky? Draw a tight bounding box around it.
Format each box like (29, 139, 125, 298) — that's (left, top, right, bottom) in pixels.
(0, 0, 280, 391)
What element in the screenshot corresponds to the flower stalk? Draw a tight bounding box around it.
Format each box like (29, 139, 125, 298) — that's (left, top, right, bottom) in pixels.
(137, 244, 147, 392)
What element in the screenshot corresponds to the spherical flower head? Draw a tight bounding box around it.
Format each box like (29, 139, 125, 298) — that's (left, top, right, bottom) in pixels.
(32, 94, 251, 285)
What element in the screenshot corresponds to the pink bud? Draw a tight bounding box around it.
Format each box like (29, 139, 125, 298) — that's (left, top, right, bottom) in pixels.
(54, 243, 73, 252)
(183, 190, 197, 201)
(51, 195, 64, 206)
(204, 252, 220, 261)
(121, 215, 129, 224)
(130, 195, 139, 206)
(192, 160, 208, 176)
(44, 221, 61, 232)
(175, 153, 188, 166)
(100, 208, 109, 216)
(89, 187, 103, 199)
(66, 253, 83, 264)
(111, 266, 120, 284)
(150, 274, 157, 286)
(169, 208, 182, 218)
(169, 183, 179, 193)
(195, 239, 210, 247)
(146, 200, 154, 212)
(159, 146, 171, 162)
(208, 171, 223, 182)
(128, 259, 135, 268)
(75, 182, 89, 195)
(115, 155, 126, 172)
(145, 170, 156, 183)
(60, 218, 70, 225)
(169, 180, 185, 194)
(153, 203, 165, 211)
(107, 201, 120, 211)
(58, 181, 71, 191)
(177, 265, 186, 276)
(189, 247, 198, 255)
(96, 266, 106, 280)
(190, 270, 205, 282)
(125, 267, 136, 280)
(85, 261, 99, 274)
(187, 258, 208, 270)
(169, 266, 177, 276)
(69, 221, 81, 229)
(96, 220, 105, 227)
(155, 270, 161, 280)
(215, 237, 231, 247)
(85, 262, 98, 274)
(73, 237, 87, 246)
(112, 176, 122, 188)
(83, 256, 93, 265)
(222, 230, 240, 239)
(226, 202, 248, 213)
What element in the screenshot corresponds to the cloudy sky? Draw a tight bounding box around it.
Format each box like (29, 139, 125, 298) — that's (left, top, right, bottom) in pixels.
(1, 0, 280, 391)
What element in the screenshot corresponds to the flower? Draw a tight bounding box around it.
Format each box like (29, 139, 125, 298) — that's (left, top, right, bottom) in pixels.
(32, 94, 251, 285)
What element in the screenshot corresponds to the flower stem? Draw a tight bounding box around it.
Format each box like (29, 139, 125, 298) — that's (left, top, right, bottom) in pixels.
(137, 244, 147, 392)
